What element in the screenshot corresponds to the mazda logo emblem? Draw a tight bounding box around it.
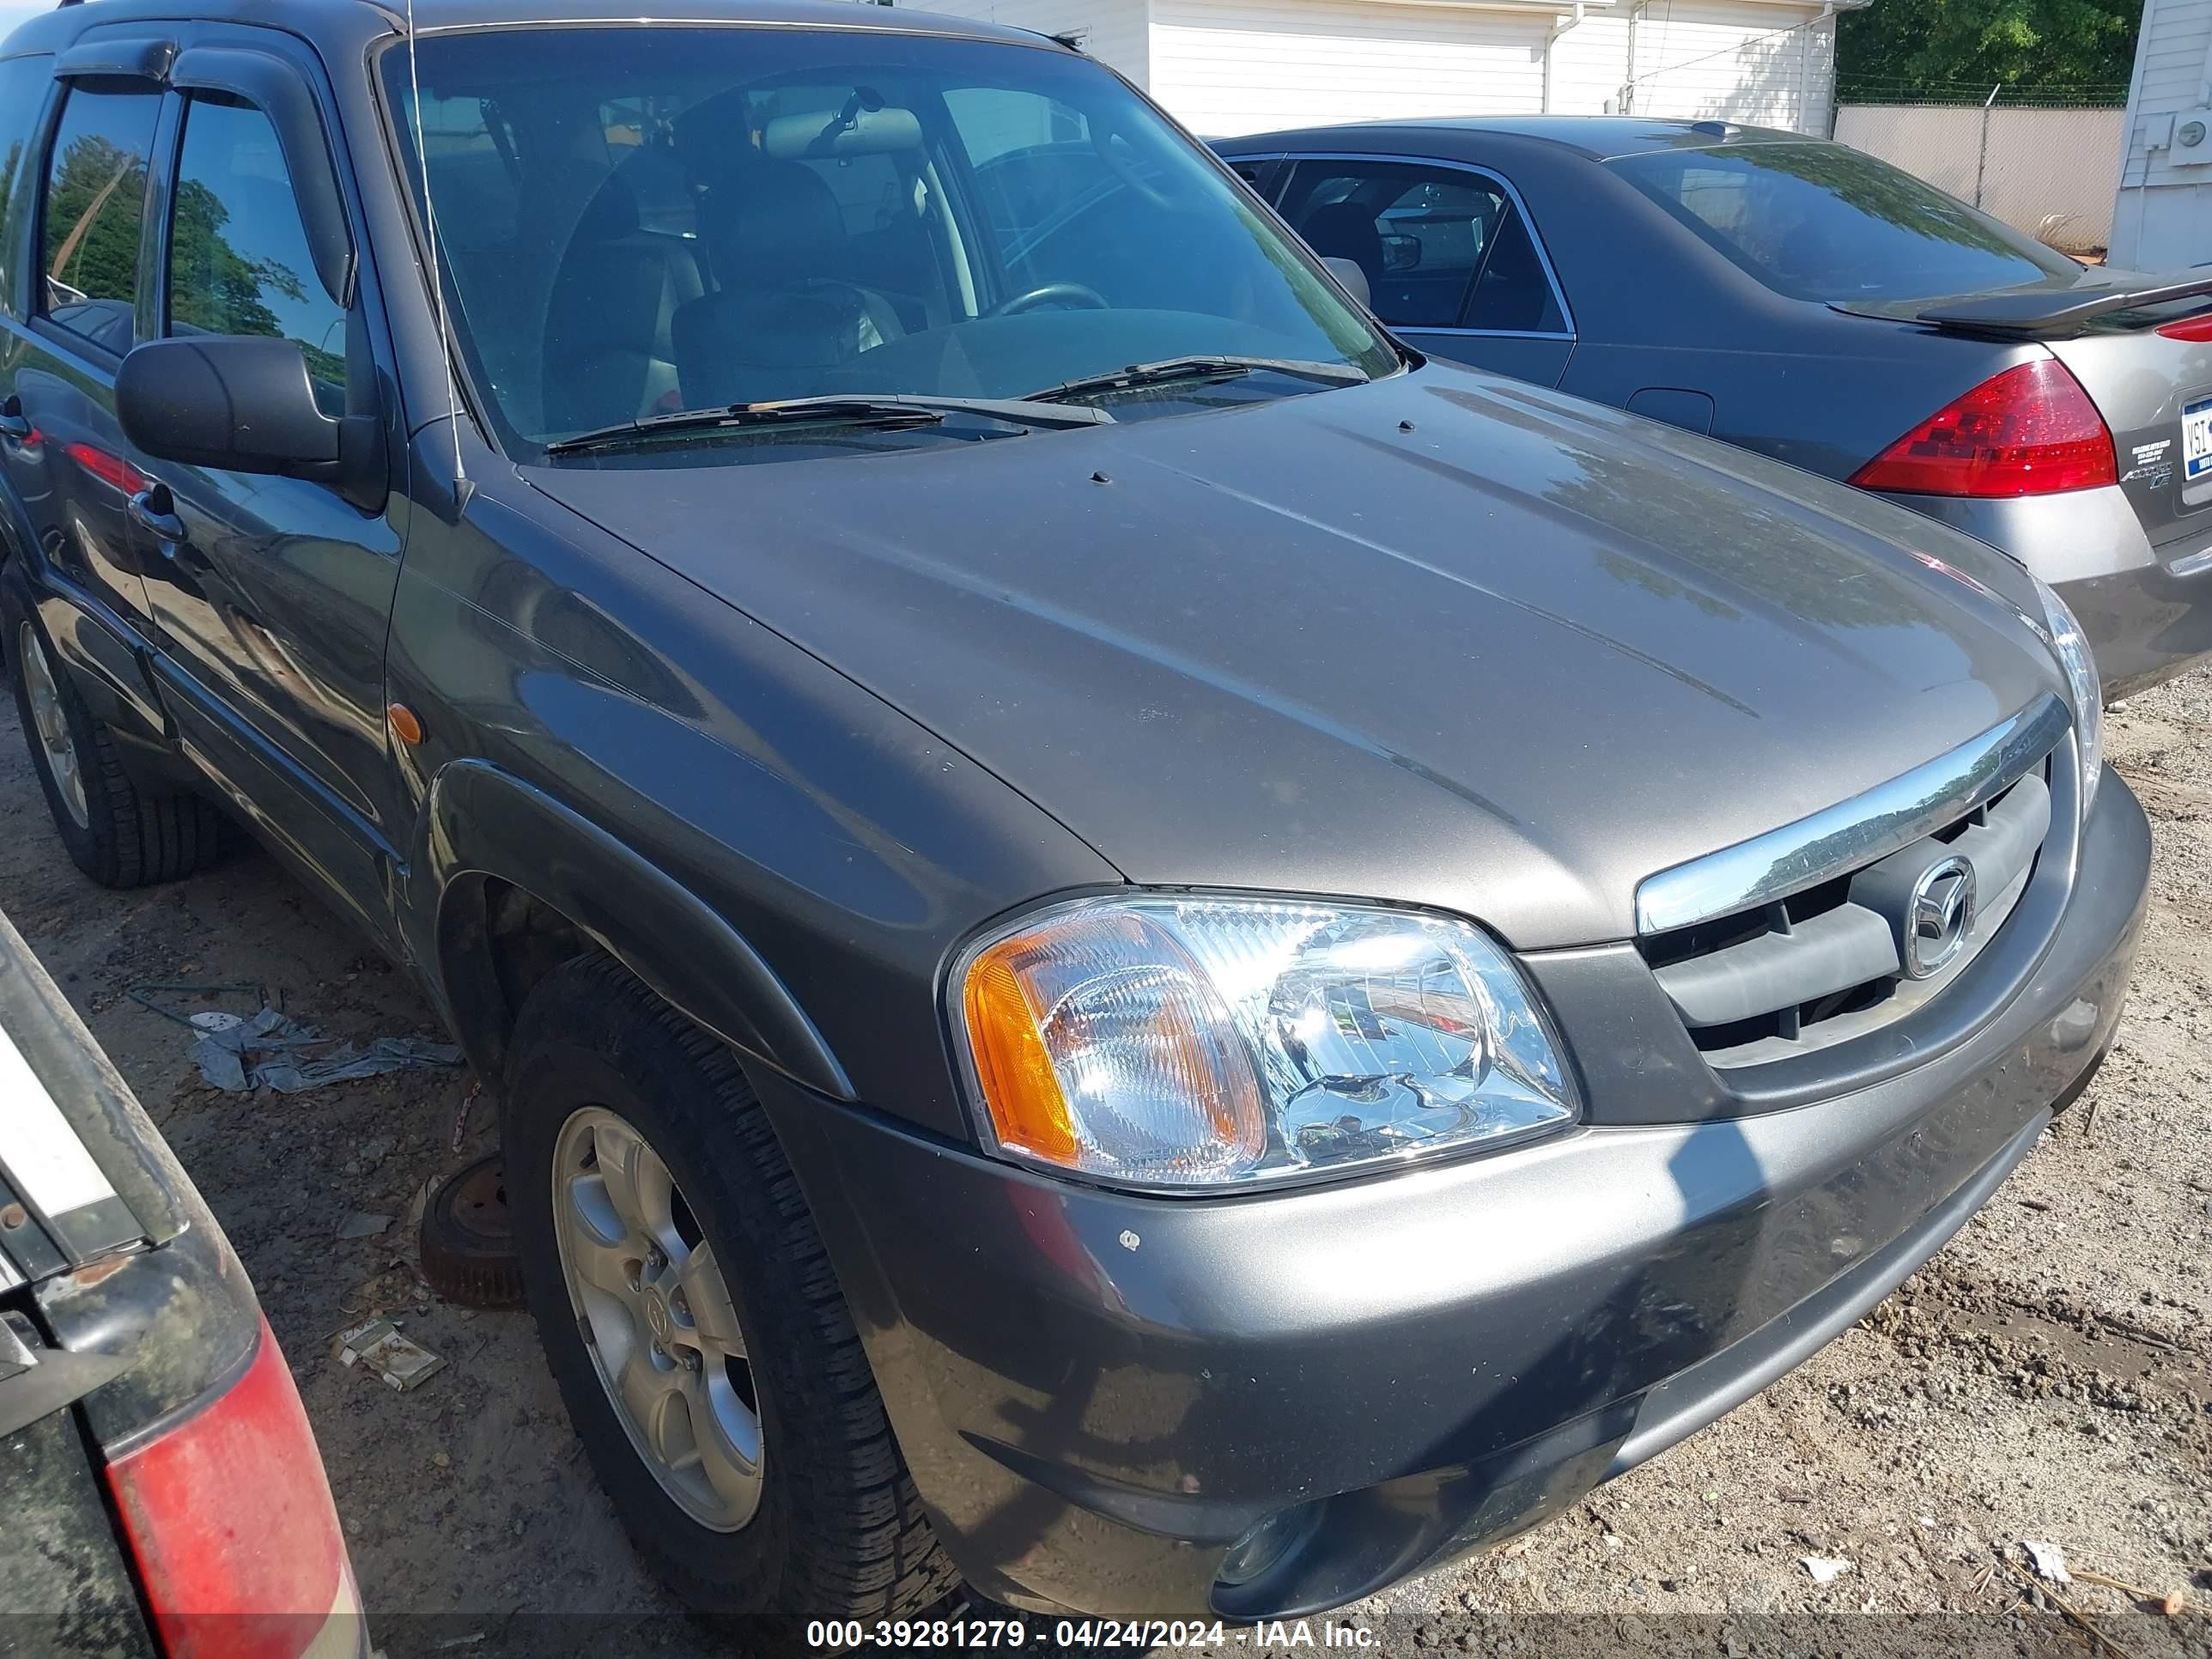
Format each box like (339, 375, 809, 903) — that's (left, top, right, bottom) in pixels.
(1903, 854, 1978, 979)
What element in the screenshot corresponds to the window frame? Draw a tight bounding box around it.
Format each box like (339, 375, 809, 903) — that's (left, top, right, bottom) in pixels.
(1274, 151, 1576, 343)
(149, 24, 402, 455)
(30, 70, 167, 364)
(0, 53, 63, 327)
(160, 87, 351, 394)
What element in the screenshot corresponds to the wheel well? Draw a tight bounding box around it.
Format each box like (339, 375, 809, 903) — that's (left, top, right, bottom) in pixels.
(440, 873, 593, 1080)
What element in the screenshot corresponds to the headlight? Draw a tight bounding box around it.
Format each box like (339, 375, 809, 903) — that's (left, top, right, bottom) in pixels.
(2032, 575, 2101, 813)
(953, 896, 1576, 1191)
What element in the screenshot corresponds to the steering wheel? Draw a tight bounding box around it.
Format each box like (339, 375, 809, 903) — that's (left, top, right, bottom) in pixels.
(1093, 128, 1182, 211)
(988, 282, 1110, 318)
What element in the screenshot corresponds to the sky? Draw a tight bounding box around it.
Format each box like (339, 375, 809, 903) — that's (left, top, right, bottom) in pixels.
(1, 4, 46, 42)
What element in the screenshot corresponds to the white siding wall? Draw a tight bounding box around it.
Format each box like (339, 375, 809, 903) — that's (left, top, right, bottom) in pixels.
(886, 0, 1154, 87)
(1547, 13, 1633, 113)
(1147, 0, 1552, 137)
(2110, 0, 2212, 268)
(1626, 1, 1833, 134)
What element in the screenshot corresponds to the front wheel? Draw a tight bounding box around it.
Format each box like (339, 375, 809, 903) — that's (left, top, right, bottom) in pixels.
(503, 955, 959, 1621)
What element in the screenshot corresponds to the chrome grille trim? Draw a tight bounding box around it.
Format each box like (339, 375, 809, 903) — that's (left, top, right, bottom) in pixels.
(1634, 694, 2071, 936)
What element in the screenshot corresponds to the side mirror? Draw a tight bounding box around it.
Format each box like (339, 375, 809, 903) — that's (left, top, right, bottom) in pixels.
(1380, 233, 1423, 273)
(115, 336, 385, 511)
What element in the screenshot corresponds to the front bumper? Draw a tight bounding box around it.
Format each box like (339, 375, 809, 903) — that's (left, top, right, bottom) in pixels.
(762, 778, 2149, 1620)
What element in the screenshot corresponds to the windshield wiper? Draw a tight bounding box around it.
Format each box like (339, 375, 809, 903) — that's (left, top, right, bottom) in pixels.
(544, 393, 1113, 456)
(1025, 355, 1372, 404)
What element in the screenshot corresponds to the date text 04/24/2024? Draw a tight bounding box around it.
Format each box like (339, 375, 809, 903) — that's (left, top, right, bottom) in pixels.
(804, 1620, 1379, 1649)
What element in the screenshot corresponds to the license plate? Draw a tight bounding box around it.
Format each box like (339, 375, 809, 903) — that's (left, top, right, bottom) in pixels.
(2187, 396, 2212, 483)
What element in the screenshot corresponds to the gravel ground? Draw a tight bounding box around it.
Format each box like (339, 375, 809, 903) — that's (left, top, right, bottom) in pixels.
(4, 670, 2210, 1659)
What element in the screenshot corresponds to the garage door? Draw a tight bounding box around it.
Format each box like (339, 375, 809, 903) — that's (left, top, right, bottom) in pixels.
(1151, 0, 1552, 138)
(1629, 1, 1832, 134)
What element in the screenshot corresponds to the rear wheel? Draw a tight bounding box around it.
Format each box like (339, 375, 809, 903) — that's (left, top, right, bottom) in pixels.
(5, 592, 222, 888)
(503, 955, 958, 1622)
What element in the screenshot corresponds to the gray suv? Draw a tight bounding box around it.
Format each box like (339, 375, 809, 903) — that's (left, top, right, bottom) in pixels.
(0, 0, 2150, 1628)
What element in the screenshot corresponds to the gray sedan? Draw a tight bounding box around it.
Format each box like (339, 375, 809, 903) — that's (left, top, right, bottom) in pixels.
(1215, 118, 2212, 698)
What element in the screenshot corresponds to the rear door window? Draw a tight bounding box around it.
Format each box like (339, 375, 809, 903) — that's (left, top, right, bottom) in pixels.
(166, 94, 349, 406)
(1278, 160, 1565, 335)
(0, 55, 55, 320)
(39, 81, 161, 354)
(1607, 142, 2080, 303)
(1279, 161, 1497, 328)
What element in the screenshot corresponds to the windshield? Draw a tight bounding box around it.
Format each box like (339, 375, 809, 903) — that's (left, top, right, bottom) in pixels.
(1607, 142, 2080, 305)
(380, 27, 1395, 452)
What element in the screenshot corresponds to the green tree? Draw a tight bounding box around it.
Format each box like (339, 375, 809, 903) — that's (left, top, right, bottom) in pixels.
(44, 133, 146, 305)
(1837, 0, 2142, 101)
(168, 177, 298, 341)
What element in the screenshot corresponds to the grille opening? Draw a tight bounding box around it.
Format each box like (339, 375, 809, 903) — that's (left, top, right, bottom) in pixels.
(1638, 760, 2053, 1067)
(1638, 872, 1855, 973)
(1681, 977, 1896, 1055)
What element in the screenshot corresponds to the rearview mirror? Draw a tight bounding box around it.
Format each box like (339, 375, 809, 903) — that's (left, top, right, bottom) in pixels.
(115, 336, 385, 510)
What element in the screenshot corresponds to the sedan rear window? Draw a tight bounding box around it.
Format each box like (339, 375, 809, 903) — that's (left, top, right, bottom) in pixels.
(1607, 141, 2079, 304)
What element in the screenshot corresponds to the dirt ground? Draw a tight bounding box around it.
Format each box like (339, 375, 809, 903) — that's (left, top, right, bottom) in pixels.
(4, 668, 2211, 1659)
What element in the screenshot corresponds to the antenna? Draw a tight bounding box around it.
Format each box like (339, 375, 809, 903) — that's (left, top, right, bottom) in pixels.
(404, 0, 469, 499)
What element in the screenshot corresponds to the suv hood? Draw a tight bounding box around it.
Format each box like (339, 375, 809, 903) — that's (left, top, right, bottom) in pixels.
(526, 363, 2066, 949)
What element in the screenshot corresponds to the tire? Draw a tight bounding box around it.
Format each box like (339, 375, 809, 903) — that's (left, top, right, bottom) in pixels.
(503, 954, 959, 1626)
(417, 1152, 528, 1310)
(4, 586, 222, 889)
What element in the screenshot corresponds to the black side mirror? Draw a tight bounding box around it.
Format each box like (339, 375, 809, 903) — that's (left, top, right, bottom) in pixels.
(115, 336, 385, 511)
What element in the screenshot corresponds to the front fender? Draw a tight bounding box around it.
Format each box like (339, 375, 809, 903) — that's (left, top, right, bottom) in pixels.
(422, 759, 852, 1099)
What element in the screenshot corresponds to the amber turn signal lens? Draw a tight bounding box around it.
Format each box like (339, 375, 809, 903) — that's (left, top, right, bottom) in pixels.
(958, 908, 1267, 1182)
(963, 945, 1079, 1166)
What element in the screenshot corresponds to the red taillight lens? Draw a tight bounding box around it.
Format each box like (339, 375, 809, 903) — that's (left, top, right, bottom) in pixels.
(106, 1316, 366, 1659)
(2157, 312, 2212, 343)
(1849, 358, 2117, 497)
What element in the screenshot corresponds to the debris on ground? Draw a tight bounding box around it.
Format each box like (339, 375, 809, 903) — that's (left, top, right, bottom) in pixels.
(450, 1079, 483, 1153)
(2023, 1539, 2074, 1583)
(337, 1212, 393, 1240)
(2075, 1566, 2192, 1616)
(131, 982, 461, 1092)
(333, 1317, 446, 1393)
(192, 1006, 460, 1093)
(1799, 1556, 1853, 1585)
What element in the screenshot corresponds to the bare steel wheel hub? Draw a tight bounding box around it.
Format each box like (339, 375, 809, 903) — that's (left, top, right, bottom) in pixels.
(551, 1106, 763, 1530)
(18, 621, 88, 830)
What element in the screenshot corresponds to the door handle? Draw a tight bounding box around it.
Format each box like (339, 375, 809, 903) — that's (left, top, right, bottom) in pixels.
(0, 396, 29, 442)
(129, 485, 186, 544)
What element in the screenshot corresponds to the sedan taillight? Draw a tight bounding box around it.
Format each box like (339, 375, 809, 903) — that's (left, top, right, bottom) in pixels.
(105, 1316, 366, 1659)
(2155, 312, 2212, 343)
(1849, 358, 2117, 497)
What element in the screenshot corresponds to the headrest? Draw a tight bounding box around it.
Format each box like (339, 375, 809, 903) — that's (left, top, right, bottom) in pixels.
(1301, 202, 1386, 274)
(701, 161, 848, 286)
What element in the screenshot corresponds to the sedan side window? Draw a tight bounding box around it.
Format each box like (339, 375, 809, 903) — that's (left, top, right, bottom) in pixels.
(1279, 161, 1504, 329)
(1279, 159, 1567, 337)
(1462, 204, 1566, 336)
(167, 94, 348, 409)
(39, 82, 162, 355)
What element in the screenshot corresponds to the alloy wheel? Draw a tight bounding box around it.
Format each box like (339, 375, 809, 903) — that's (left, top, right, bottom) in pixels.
(18, 621, 88, 830)
(551, 1105, 764, 1531)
